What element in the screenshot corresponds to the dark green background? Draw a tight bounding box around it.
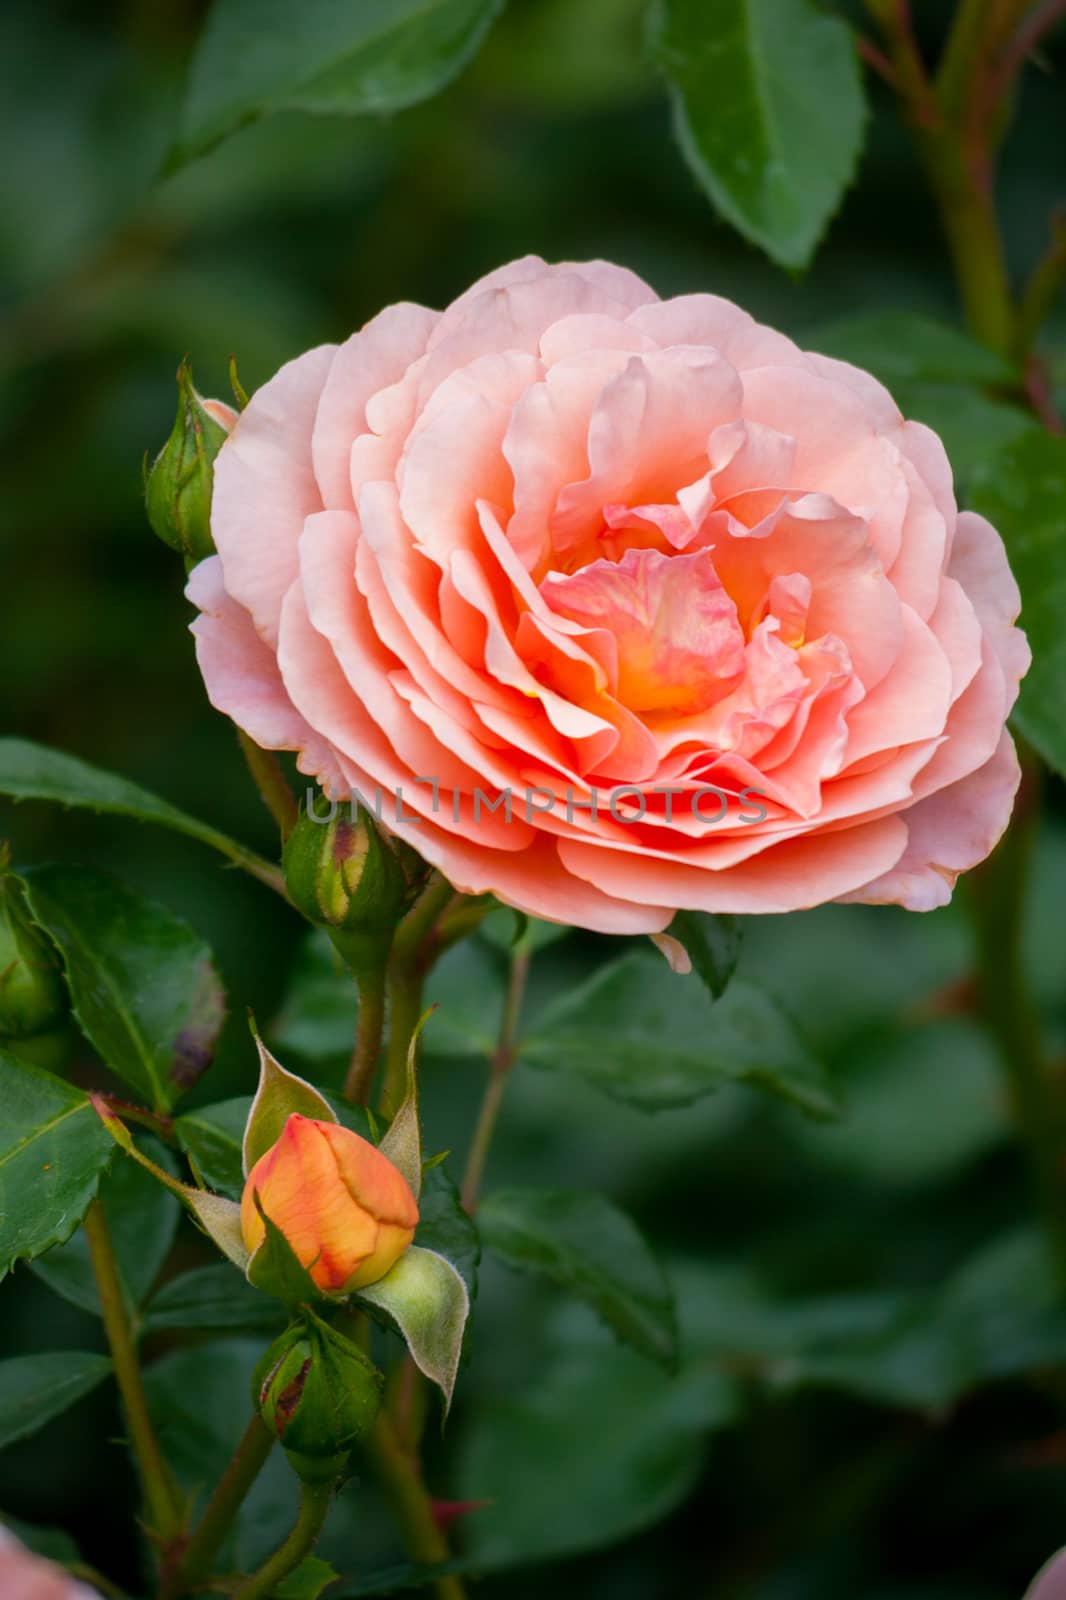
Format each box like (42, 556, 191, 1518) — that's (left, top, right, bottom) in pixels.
(3, 2, 1066, 1596)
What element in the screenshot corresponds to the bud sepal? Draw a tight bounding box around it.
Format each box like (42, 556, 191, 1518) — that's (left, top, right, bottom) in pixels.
(145, 357, 235, 570)
(356, 1246, 469, 1413)
(0, 859, 68, 1044)
(282, 801, 412, 978)
(254, 1310, 383, 1483)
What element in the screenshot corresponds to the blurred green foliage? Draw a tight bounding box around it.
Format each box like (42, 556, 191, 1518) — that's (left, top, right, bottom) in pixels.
(2, 1, 1066, 1596)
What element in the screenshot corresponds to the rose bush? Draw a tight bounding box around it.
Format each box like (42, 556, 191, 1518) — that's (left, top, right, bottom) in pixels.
(189, 257, 1028, 931)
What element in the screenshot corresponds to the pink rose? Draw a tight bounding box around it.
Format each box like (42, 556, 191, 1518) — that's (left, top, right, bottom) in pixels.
(1027, 1550, 1066, 1599)
(0, 1527, 100, 1599)
(189, 257, 1028, 932)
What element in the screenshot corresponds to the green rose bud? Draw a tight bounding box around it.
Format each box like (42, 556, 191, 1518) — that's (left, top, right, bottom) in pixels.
(282, 801, 413, 975)
(253, 1314, 383, 1483)
(145, 358, 235, 570)
(0, 861, 67, 1043)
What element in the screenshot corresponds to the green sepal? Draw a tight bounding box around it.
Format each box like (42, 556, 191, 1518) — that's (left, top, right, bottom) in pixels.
(0, 861, 68, 1042)
(145, 356, 231, 570)
(254, 1309, 383, 1482)
(90, 1095, 248, 1270)
(378, 1010, 431, 1200)
(245, 1194, 325, 1306)
(243, 1028, 336, 1176)
(356, 1245, 469, 1413)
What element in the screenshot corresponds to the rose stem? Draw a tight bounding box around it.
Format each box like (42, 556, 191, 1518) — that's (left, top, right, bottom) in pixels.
(380, 873, 457, 1115)
(869, 0, 1066, 1262)
(230, 1480, 333, 1600)
(83, 1201, 184, 1547)
(461, 947, 531, 1213)
(345, 967, 388, 1105)
(967, 755, 1066, 1275)
(237, 729, 299, 841)
(361, 872, 472, 1597)
(363, 1413, 469, 1600)
(165, 1413, 275, 1596)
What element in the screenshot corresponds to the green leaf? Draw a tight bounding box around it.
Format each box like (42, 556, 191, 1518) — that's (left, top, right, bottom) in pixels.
(144, 1340, 303, 1570)
(143, 1264, 286, 1334)
(246, 1197, 322, 1304)
(275, 1555, 340, 1599)
(0, 1352, 113, 1449)
(521, 954, 836, 1117)
(678, 1224, 1066, 1414)
(969, 430, 1066, 777)
(420, 939, 505, 1057)
(891, 382, 1036, 486)
(273, 930, 358, 1069)
(0, 738, 281, 891)
(358, 1246, 469, 1409)
(650, 0, 866, 269)
(0, 1517, 82, 1566)
(22, 864, 226, 1111)
(665, 910, 740, 998)
(456, 1304, 738, 1568)
(176, 1096, 250, 1197)
(808, 312, 1016, 387)
(0, 1051, 114, 1275)
(479, 1188, 676, 1369)
(415, 1164, 480, 1304)
(243, 1032, 336, 1174)
(175, 0, 506, 167)
(479, 906, 570, 954)
(331, 1565, 472, 1598)
(31, 1134, 180, 1316)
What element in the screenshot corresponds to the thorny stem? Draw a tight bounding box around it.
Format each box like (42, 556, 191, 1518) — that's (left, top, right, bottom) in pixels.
(231, 1480, 333, 1600)
(461, 949, 531, 1213)
(165, 1414, 274, 1596)
(83, 1202, 183, 1546)
(237, 730, 299, 842)
(363, 1413, 468, 1600)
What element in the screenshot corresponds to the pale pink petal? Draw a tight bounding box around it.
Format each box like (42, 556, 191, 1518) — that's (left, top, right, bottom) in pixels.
(950, 511, 1030, 691)
(187, 557, 345, 789)
(558, 815, 909, 913)
(541, 547, 745, 715)
(840, 605, 953, 767)
(211, 344, 335, 646)
(627, 294, 802, 371)
(840, 731, 1021, 909)
(312, 302, 437, 510)
(550, 348, 743, 558)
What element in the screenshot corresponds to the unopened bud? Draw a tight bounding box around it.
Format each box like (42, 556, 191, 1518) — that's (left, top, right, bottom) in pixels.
(254, 1315, 383, 1482)
(283, 803, 411, 974)
(145, 358, 235, 570)
(241, 1113, 418, 1295)
(0, 863, 67, 1043)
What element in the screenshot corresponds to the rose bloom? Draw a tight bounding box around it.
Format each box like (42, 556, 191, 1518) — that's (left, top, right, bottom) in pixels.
(0, 1527, 100, 1600)
(241, 1114, 418, 1292)
(189, 257, 1028, 932)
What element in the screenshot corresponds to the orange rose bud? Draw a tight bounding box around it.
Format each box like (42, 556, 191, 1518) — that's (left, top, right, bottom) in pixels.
(240, 1114, 419, 1294)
